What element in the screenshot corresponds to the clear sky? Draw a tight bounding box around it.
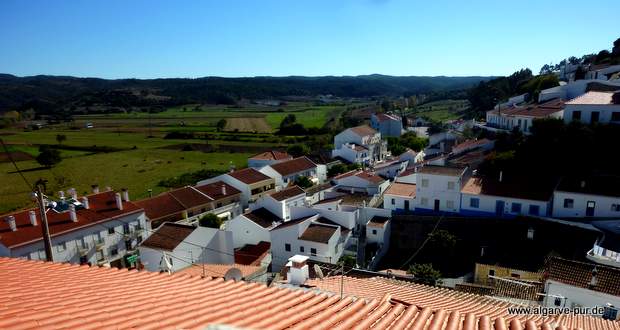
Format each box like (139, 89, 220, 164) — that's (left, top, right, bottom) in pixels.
(1, 0, 618, 79)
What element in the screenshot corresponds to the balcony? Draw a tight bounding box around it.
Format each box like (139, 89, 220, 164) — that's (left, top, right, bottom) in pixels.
(78, 243, 92, 256)
(95, 239, 105, 250)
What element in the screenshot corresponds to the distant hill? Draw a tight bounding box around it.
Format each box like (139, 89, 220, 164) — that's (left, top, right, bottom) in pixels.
(0, 74, 492, 115)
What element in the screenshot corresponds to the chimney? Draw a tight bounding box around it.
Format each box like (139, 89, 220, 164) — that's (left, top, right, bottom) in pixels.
(121, 188, 130, 202)
(221, 184, 227, 196)
(92, 184, 100, 194)
(81, 196, 90, 209)
(5, 216, 17, 231)
(58, 191, 65, 200)
(287, 255, 309, 285)
(29, 210, 37, 226)
(115, 193, 123, 210)
(69, 204, 77, 222)
(499, 171, 503, 183)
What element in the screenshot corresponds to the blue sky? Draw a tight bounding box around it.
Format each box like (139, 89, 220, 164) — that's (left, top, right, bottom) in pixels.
(1, 0, 618, 79)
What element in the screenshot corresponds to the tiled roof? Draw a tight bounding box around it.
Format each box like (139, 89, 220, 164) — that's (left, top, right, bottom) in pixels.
(461, 176, 555, 202)
(488, 99, 565, 118)
(140, 223, 195, 251)
(168, 186, 213, 208)
(194, 181, 241, 200)
(367, 216, 390, 228)
(249, 150, 292, 161)
(556, 175, 620, 198)
(566, 91, 617, 105)
(0, 257, 616, 330)
(384, 182, 416, 197)
(270, 185, 305, 201)
(418, 165, 466, 176)
(452, 138, 492, 152)
(349, 124, 378, 137)
(234, 241, 271, 266)
(176, 263, 264, 279)
(299, 223, 338, 243)
(334, 170, 385, 184)
(546, 257, 620, 297)
(243, 207, 281, 228)
(228, 167, 273, 184)
(374, 113, 401, 122)
(0, 191, 142, 249)
(269, 156, 317, 176)
(134, 193, 186, 221)
(305, 276, 620, 330)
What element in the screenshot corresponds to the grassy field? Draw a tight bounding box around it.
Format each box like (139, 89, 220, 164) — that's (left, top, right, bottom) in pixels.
(408, 99, 469, 122)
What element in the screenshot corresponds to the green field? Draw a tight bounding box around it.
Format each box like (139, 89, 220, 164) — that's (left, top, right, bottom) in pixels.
(407, 99, 469, 122)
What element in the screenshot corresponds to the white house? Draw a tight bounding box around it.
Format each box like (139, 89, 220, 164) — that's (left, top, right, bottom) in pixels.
(332, 170, 389, 196)
(0, 189, 148, 268)
(332, 125, 388, 165)
(485, 99, 564, 134)
(366, 215, 390, 246)
(139, 223, 233, 273)
(587, 220, 620, 268)
(370, 113, 403, 137)
(252, 185, 307, 220)
(225, 208, 282, 249)
(197, 167, 276, 208)
(414, 165, 467, 213)
(383, 182, 416, 213)
(259, 156, 324, 188)
(539, 79, 620, 103)
(460, 176, 552, 218)
(398, 149, 425, 165)
(372, 159, 408, 179)
(552, 175, 620, 218)
(585, 64, 620, 81)
(247, 150, 292, 168)
(450, 138, 495, 156)
(563, 91, 620, 125)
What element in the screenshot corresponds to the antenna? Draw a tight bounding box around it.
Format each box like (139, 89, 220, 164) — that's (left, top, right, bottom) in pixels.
(314, 264, 325, 280)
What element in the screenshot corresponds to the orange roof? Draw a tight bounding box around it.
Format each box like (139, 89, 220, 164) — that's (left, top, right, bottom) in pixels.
(249, 150, 292, 161)
(349, 125, 377, 137)
(384, 182, 416, 197)
(488, 99, 565, 118)
(566, 91, 617, 105)
(305, 276, 620, 330)
(269, 156, 317, 176)
(228, 167, 273, 184)
(176, 263, 264, 279)
(269, 185, 305, 201)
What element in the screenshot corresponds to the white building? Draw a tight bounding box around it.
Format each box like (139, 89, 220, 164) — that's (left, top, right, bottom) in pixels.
(259, 156, 324, 188)
(383, 182, 416, 213)
(226, 208, 281, 249)
(366, 216, 390, 246)
(332, 170, 389, 196)
(563, 91, 620, 125)
(197, 167, 276, 208)
(460, 176, 552, 218)
(587, 220, 620, 268)
(0, 189, 148, 268)
(332, 125, 388, 165)
(370, 113, 403, 137)
(414, 165, 467, 213)
(372, 159, 408, 179)
(247, 150, 292, 168)
(539, 79, 620, 103)
(485, 99, 564, 134)
(552, 175, 620, 218)
(139, 223, 233, 273)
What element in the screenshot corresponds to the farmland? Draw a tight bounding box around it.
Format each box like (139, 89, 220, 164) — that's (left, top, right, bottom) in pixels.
(407, 99, 469, 122)
(0, 101, 356, 212)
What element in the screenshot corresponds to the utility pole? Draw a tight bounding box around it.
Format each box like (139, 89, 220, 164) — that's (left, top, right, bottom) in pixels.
(36, 184, 54, 262)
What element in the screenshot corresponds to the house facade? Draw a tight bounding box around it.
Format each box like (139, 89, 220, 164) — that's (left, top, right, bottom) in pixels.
(383, 182, 416, 213)
(563, 91, 620, 125)
(198, 168, 276, 208)
(552, 176, 620, 218)
(332, 170, 389, 196)
(259, 156, 324, 188)
(485, 99, 564, 134)
(370, 113, 403, 137)
(414, 165, 467, 213)
(332, 125, 387, 165)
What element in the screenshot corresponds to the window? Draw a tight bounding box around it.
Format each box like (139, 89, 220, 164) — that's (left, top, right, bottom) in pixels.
(310, 248, 317, 256)
(564, 198, 574, 208)
(489, 269, 495, 276)
(108, 227, 115, 235)
(421, 179, 429, 187)
(123, 223, 130, 234)
(511, 203, 522, 213)
(285, 243, 291, 252)
(511, 273, 521, 279)
(470, 198, 480, 208)
(611, 204, 620, 212)
(391, 198, 395, 205)
(372, 229, 377, 235)
(591, 111, 600, 123)
(300, 246, 304, 253)
(529, 205, 540, 216)
(96, 250, 105, 261)
(447, 181, 455, 190)
(110, 247, 118, 256)
(612, 112, 620, 122)
(554, 297, 562, 306)
(446, 200, 454, 209)
(421, 198, 428, 206)
(217, 202, 222, 208)
(572, 111, 581, 121)
(56, 241, 66, 252)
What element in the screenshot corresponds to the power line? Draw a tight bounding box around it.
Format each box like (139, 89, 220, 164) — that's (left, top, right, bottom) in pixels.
(399, 212, 445, 269)
(0, 138, 33, 191)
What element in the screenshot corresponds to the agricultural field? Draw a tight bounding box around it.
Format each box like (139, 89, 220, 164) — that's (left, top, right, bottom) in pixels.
(407, 99, 469, 122)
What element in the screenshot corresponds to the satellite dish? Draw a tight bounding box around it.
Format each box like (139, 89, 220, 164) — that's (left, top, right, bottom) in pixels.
(314, 264, 324, 280)
(224, 267, 243, 281)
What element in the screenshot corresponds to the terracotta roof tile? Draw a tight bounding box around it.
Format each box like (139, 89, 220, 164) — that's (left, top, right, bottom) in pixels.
(299, 223, 337, 243)
(167, 186, 213, 208)
(0, 191, 142, 249)
(140, 223, 195, 251)
(269, 157, 317, 176)
(234, 241, 271, 266)
(176, 263, 264, 279)
(384, 182, 416, 197)
(546, 257, 620, 297)
(418, 165, 466, 176)
(134, 193, 186, 221)
(249, 150, 292, 161)
(228, 167, 273, 184)
(194, 181, 241, 200)
(488, 99, 565, 118)
(270, 185, 306, 201)
(461, 176, 555, 201)
(349, 125, 378, 137)
(243, 207, 281, 228)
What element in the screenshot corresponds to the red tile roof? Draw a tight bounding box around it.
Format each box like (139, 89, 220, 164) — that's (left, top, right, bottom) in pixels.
(334, 170, 385, 184)
(194, 181, 241, 200)
(0, 191, 142, 249)
(461, 176, 555, 202)
(0, 258, 616, 330)
(546, 257, 620, 297)
(249, 150, 292, 161)
(349, 124, 378, 137)
(140, 223, 195, 251)
(269, 156, 317, 176)
(384, 182, 416, 197)
(488, 99, 565, 118)
(269, 185, 306, 201)
(243, 207, 281, 228)
(234, 241, 271, 266)
(418, 165, 466, 176)
(228, 167, 273, 184)
(299, 223, 338, 243)
(305, 276, 620, 330)
(167, 186, 213, 208)
(134, 193, 185, 222)
(176, 263, 265, 279)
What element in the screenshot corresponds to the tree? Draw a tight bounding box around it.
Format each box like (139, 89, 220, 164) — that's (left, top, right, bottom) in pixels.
(338, 255, 357, 268)
(36, 146, 62, 168)
(408, 263, 442, 286)
(294, 176, 313, 188)
(613, 38, 620, 56)
(198, 213, 223, 229)
(287, 144, 310, 157)
(216, 119, 227, 132)
(279, 114, 297, 129)
(56, 134, 66, 145)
